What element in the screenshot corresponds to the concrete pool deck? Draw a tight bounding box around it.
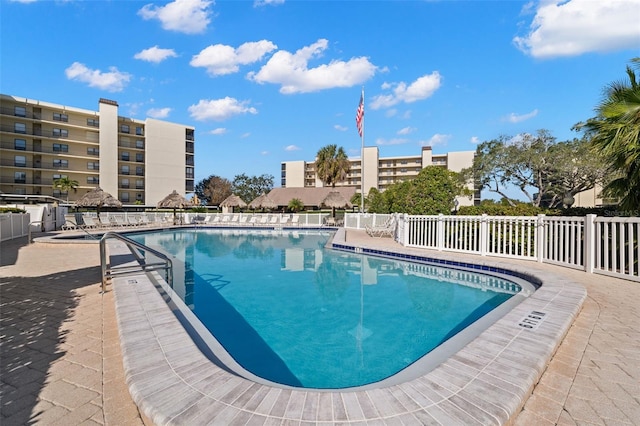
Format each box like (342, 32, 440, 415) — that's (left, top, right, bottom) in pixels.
(0, 229, 638, 425)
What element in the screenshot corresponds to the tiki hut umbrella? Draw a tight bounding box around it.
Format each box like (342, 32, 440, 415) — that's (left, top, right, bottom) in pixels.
(75, 187, 122, 216)
(157, 190, 189, 224)
(220, 194, 247, 213)
(321, 191, 353, 218)
(248, 193, 278, 211)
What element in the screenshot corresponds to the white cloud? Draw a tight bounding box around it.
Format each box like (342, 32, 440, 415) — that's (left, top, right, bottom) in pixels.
(134, 46, 178, 63)
(334, 124, 348, 131)
(261, 150, 270, 155)
(188, 97, 258, 121)
(191, 40, 277, 76)
(470, 136, 480, 144)
(247, 39, 377, 94)
(147, 107, 171, 118)
(65, 62, 131, 92)
(138, 0, 212, 35)
(397, 126, 416, 135)
(514, 0, 640, 58)
(9, 0, 37, 3)
(375, 138, 408, 146)
(210, 128, 227, 135)
(503, 109, 539, 123)
(420, 133, 452, 148)
(254, 0, 285, 7)
(285, 145, 301, 151)
(370, 72, 442, 109)
(241, 132, 251, 138)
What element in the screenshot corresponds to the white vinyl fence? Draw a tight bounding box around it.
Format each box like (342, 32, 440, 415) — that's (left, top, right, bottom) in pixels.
(345, 213, 640, 282)
(0, 213, 31, 242)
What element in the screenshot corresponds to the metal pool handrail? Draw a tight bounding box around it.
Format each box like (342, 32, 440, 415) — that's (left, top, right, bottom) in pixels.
(99, 231, 173, 293)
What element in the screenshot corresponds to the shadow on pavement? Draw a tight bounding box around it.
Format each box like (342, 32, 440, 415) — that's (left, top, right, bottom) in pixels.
(0, 265, 101, 425)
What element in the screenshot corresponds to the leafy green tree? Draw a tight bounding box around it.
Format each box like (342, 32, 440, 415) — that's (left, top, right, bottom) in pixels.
(288, 198, 304, 212)
(52, 176, 79, 202)
(232, 173, 274, 204)
(376, 167, 467, 215)
(315, 144, 350, 188)
(543, 137, 608, 207)
(463, 130, 606, 207)
(195, 175, 232, 206)
(580, 57, 640, 209)
(366, 188, 389, 213)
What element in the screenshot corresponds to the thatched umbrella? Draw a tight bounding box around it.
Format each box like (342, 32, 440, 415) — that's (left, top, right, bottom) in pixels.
(220, 194, 247, 213)
(157, 190, 189, 224)
(321, 191, 353, 218)
(75, 187, 122, 216)
(249, 193, 278, 211)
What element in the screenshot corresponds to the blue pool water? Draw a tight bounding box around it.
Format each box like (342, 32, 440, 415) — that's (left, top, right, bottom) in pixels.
(129, 229, 522, 389)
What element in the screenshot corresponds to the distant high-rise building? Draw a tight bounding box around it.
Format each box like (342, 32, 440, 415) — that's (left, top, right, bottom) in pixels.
(281, 146, 480, 207)
(0, 94, 195, 204)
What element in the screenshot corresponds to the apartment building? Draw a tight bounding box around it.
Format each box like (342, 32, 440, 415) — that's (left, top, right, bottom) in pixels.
(281, 146, 479, 207)
(0, 94, 194, 204)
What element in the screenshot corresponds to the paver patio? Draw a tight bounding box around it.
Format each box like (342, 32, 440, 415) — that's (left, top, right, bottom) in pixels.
(0, 230, 638, 425)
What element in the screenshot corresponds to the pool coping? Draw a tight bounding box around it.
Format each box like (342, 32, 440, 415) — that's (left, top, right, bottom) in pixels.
(108, 228, 586, 425)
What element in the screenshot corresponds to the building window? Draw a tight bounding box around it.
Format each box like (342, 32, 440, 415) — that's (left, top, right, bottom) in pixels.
(121, 165, 130, 175)
(87, 176, 99, 184)
(136, 139, 144, 149)
(87, 118, 99, 127)
(53, 143, 69, 152)
(186, 141, 194, 153)
(186, 129, 194, 141)
(185, 181, 194, 192)
(121, 179, 130, 189)
(121, 152, 130, 161)
(14, 172, 26, 184)
(88, 162, 100, 170)
(135, 127, 143, 136)
(87, 147, 99, 156)
(14, 155, 26, 167)
(53, 112, 69, 122)
(136, 193, 143, 200)
(53, 159, 69, 168)
(186, 155, 194, 166)
(14, 139, 26, 150)
(186, 167, 194, 179)
(136, 153, 144, 162)
(136, 179, 144, 189)
(52, 174, 67, 180)
(120, 124, 130, 134)
(14, 106, 26, 117)
(14, 123, 26, 134)
(136, 166, 144, 176)
(52, 128, 68, 137)
(121, 193, 130, 202)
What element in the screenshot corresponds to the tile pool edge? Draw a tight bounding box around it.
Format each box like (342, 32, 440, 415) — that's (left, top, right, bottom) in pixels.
(108, 231, 587, 425)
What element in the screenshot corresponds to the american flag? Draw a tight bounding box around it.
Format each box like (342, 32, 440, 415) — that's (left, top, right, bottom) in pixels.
(356, 90, 364, 137)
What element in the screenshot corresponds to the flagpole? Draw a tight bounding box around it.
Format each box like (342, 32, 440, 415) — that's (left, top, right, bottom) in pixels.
(360, 87, 365, 213)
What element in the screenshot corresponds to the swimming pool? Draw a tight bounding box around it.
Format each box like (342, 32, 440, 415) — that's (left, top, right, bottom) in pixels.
(128, 228, 530, 390)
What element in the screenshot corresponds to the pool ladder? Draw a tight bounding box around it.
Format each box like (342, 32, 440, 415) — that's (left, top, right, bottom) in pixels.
(99, 231, 173, 293)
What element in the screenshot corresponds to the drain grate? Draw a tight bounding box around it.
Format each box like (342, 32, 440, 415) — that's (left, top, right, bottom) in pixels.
(518, 310, 546, 330)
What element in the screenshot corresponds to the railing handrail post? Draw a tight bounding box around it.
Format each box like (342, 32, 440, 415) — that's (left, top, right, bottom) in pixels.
(437, 214, 444, 251)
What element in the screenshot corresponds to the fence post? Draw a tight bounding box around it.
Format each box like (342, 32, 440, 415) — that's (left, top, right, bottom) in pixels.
(403, 214, 409, 246)
(437, 214, 444, 251)
(584, 214, 596, 273)
(480, 214, 488, 256)
(536, 214, 545, 263)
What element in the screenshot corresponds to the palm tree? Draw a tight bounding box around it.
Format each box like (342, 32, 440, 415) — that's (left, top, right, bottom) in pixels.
(315, 144, 350, 188)
(52, 176, 79, 203)
(288, 198, 304, 213)
(582, 57, 640, 209)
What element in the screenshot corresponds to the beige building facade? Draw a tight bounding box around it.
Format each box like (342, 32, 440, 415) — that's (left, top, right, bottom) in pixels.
(0, 94, 194, 204)
(281, 146, 479, 207)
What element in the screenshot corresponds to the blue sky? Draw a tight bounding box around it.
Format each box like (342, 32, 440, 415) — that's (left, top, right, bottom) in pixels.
(2, 0, 639, 192)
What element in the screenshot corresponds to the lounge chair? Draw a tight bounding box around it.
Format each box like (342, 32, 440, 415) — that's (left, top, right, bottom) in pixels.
(81, 215, 99, 229)
(62, 214, 78, 230)
(249, 215, 260, 226)
(280, 215, 291, 226)
(239, 215, 250, 226)
(291, 215, 300, 227)
(269, 215, 279, 225)
(365, 217, 396, 238)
